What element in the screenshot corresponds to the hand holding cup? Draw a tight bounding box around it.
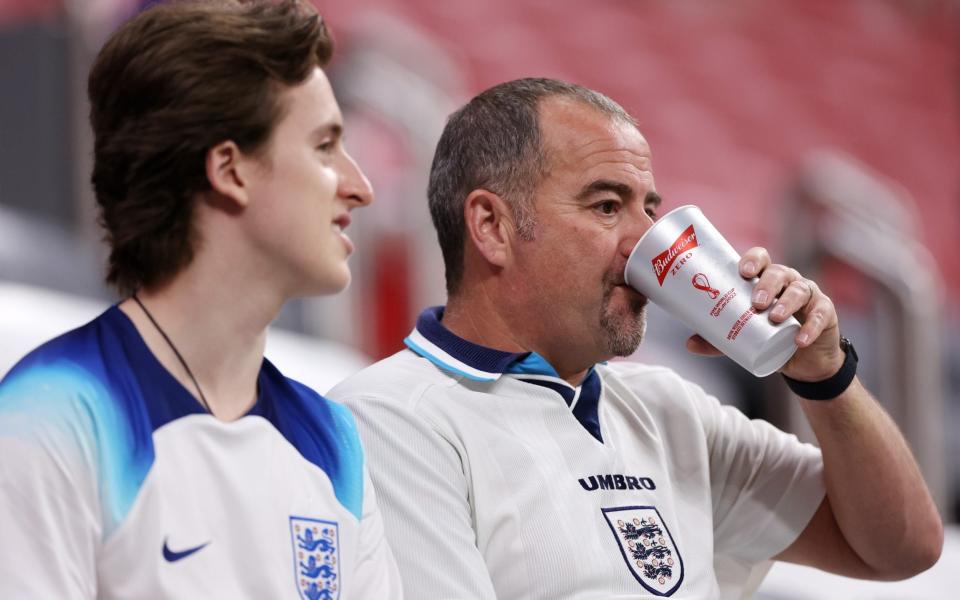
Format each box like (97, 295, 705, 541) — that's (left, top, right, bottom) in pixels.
(624, 205, 800, 377)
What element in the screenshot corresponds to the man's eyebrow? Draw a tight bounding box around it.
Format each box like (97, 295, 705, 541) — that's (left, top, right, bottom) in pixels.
(645, 191, 662, 207)
(576, 179, 635, 202)
(309, 122, 343, 139)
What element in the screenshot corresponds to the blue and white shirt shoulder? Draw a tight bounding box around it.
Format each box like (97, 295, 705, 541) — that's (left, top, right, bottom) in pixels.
(0, 306, 402, 600)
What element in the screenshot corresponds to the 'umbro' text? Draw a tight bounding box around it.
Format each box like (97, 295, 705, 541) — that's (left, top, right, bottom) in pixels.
(578, 474, 656, 491)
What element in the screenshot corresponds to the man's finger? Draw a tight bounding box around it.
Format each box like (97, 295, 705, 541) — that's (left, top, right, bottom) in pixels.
(769, 278, 814, 323)
(740, 247, 771, 278)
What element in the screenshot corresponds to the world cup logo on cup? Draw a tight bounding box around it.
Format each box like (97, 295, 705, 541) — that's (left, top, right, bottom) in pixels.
(624, 205, 799, 377)
(691, 273, 720, 299)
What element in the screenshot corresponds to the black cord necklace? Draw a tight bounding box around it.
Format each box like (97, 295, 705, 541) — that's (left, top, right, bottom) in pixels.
(132, 294, 211, 414)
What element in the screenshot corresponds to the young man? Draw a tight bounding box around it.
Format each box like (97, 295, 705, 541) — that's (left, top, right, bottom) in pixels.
(0, 1, 402, 598)
(327, 78, 943, 599)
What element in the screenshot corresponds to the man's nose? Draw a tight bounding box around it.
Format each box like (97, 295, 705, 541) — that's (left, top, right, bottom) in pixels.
(619, 206, 655, 257)
(338, 150, 374, 208)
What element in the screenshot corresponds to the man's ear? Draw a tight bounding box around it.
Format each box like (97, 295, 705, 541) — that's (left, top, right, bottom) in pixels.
(463, 189, 516, 268)
(205, 140, 252, 209)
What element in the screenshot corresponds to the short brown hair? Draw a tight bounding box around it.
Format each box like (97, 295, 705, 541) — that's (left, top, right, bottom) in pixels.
(88, 0, 333, 295)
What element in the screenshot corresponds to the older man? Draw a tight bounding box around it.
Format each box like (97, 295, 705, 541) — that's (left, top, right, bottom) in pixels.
(328, 78, 942, 599)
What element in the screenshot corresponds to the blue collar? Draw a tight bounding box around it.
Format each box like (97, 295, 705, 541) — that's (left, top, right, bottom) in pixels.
(404, 306, 605, 443)
(404, 306, 572, 382)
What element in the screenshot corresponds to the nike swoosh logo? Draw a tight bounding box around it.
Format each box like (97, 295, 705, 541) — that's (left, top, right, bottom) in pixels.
(162, 537, 210, 562)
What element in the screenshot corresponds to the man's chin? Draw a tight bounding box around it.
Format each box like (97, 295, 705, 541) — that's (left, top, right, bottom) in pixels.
(600, 304, 647, 357)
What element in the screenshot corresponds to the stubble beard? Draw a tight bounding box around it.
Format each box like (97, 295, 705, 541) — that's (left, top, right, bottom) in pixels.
(599, 276, 647, 357)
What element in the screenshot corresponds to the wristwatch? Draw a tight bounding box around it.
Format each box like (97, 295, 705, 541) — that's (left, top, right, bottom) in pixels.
(782, 336, 858, 401)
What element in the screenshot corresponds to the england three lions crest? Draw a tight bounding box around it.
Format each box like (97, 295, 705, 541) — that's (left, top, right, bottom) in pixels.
(290, 516, 340, 600)
(601, 506, 684, 597)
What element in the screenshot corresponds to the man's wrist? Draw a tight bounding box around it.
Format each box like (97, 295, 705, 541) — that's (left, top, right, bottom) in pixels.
(782, 336, 858, 401)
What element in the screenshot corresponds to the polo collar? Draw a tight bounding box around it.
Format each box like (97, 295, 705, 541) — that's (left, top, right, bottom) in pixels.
(405, 306, 581, 382)
(404, 306, 522, 381)
(403, 306, 593, 385)
(404, 306, 606, 443)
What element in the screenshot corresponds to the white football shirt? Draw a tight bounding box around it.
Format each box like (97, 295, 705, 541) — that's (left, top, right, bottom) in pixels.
(329, 306, 824, 599)
(0, 306, 402, 599)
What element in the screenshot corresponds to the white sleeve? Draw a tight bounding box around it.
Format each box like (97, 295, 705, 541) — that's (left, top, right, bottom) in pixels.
(694, 388, 825, 563)
(0, 392, 101, 599)
(351, 466, 405, 599)
(340, 392, 498, 600)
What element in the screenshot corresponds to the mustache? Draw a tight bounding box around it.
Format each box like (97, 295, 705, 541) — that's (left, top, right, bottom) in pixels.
(602, 267, 628, 288)
(601, 273, 648, 313)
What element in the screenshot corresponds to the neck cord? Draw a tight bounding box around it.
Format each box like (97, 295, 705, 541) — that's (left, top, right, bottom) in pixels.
(132, 294, 211, 414)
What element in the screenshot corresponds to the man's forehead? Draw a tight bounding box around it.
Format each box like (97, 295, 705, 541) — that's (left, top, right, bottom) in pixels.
(276, 66, 342, 128)
(537, 97, 652, 177)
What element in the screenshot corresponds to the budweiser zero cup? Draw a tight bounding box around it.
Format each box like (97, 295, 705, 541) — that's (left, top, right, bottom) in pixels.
(624, 205, 800, 377)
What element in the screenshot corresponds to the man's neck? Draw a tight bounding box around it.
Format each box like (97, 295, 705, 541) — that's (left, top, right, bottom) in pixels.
(442, 291, 591, 387)
(119, 257, 283, 421)
(441, 296, 525, 354)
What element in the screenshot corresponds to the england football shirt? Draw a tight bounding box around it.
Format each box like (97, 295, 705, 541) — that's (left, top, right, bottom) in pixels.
(329, 306, 825, 599)
(0, 306, 402, 599)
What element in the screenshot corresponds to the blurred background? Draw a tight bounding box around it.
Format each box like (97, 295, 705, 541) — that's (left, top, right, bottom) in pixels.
(1, 0, 958, 596)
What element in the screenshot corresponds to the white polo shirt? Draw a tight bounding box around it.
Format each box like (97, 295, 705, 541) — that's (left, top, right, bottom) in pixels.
(329, 306, 825, 599)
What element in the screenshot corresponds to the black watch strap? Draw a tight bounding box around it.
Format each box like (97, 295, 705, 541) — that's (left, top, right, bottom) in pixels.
(782, 336, 858, 401)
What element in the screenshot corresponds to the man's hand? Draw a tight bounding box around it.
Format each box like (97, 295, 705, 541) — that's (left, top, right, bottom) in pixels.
(688, 245, 943, 578)
(686, 246, 844, 381)
(739, 247, 845, 381)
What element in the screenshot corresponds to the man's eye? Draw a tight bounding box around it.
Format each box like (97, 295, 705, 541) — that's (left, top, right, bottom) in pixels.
(596, 201, 619, 215)
(645, 207, 658, 220)
(317, 140, 335, 152)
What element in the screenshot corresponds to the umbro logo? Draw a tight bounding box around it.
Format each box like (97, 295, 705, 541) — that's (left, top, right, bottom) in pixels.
(162, 537, 210, 562)
(578, 473, 657, 491)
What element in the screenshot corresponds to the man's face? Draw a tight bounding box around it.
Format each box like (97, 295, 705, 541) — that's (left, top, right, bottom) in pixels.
(242, 67, 372, 296)
(510, 96, 659, 368)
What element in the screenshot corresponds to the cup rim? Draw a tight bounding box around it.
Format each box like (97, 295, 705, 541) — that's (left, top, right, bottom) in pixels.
(624, 204, 699, 289)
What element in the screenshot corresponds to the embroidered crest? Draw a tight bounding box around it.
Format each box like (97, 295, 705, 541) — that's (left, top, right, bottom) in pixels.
(601, 506, 684, 596)
(290, 516, 340, 600)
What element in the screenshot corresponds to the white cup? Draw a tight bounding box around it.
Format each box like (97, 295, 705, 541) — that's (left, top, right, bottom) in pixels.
(624, 205, 799, 377)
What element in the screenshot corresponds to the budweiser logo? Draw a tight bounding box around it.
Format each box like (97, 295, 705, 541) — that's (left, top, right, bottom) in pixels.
(652, 225, 698, 285)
